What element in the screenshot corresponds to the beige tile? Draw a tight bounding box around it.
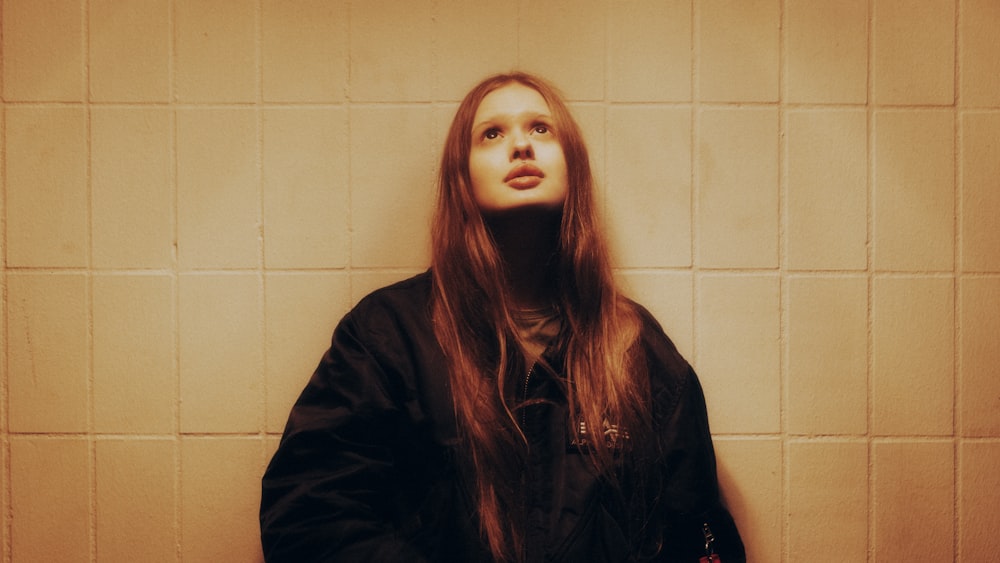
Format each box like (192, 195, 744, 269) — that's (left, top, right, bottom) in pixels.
(788, 441, 868, 561)
(91, 107, 174, 269)
(873, 440, 955, 561)
(786, 109, 868, 271)
(181, 438, 266, 563)
(960, 442, 1000, 558)
(89, 0, 170, 102)
(961, 112, 1000, 272)
(95, 439, 177, 562)
(785, 0, 868, 104)
(93, 274, 176, 434)
(606, 106, 692, 268)
(432, 3, 519, 101)
(960, 0, 1000, 108)
(874, 110, 955, 272)
(608, 0, 692, 102)
(175, 0, 257, 103)
(873, 0, 955, 105)
(713, 438, 783, 563)
(262, 107, 350, 269)
(177, 108, 260, 270)
(349, 106, 435, 268)
(262, 0, 348, 102)
(960, 277, 1000, 436)
(265, 272, 351, 432)
(696, 274, 781, 434)
(349, 270, 425, 306)
(519, 0, 607, 101)
(697, 0, 780, 102)
(788, 276, 868, 435)
(872, 276, 954, 436)
(179, 274, 263, 433)
(697, 108, 779, 269)
(348, 0, 434, 102)
(7, 273, 89, 432)
(5, 106, 88, 268)
(10, 438, 91, 562)
(265, 437, 282, 473)
(616, 271, 694, 360)
(1, 0, 84, 101)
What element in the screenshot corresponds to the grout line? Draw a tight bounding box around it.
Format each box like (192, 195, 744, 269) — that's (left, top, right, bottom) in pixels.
(0, 430, 972, 443)
(865, 1, 877, 561)
(776, 2, 790, 560)
(4, 99, 906, 110)
(0, 431, 307, 439)
(0, 1, 10, 558)
(168, 1, 183, 561)
(690, 0, 701, 368)
(515, 0, 522, 70)
(345, 0, 356, 316)
(951, 1, 963, 560)
(430, 0, 439, 103)
(602, 0, 609, 104)
(0, 430, 913, 442)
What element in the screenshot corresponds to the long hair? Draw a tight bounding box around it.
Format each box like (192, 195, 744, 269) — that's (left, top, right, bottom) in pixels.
(430, 72, 652, 561)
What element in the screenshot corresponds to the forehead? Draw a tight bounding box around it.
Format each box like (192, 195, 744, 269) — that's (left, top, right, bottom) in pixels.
(472, 82, 552, 123)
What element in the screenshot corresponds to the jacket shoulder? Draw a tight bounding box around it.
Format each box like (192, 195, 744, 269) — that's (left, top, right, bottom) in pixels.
(341, 272, 434, 335)
(624, 300, 698, 417)
(351, 271, 433, 312)
(628, 301, 690, 377)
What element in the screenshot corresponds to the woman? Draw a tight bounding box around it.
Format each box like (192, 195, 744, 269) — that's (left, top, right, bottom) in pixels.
(260, 72, 744, 562)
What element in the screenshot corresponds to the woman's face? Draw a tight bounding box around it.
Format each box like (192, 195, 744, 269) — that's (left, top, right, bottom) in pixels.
(468, 83, 569, 215)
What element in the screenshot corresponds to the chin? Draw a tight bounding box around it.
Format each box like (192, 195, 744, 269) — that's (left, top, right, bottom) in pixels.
(478, 193, 566, 214)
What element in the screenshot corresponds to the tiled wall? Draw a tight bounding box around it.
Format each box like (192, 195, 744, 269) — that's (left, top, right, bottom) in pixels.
(2, 0, 998, 561)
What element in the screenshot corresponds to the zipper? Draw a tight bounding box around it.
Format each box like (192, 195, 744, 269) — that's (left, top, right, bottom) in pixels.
(701, 522, 718, 562)
(520, 360, 536, 429)
(520, 360, 536, 563)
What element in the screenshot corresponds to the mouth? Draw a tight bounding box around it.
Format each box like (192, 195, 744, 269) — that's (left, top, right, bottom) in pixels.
(504, 164, 545, 189)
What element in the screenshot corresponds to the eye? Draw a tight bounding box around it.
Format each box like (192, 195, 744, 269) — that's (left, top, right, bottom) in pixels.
(482, 127, 502, 141)
(533, 124, 550, 135)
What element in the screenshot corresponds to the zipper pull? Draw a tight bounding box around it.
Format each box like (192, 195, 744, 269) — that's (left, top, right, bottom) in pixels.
(699, 522, 720, 563)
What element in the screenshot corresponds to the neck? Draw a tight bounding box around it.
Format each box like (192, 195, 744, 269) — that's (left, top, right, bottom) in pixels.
(484, 208, 562, 310)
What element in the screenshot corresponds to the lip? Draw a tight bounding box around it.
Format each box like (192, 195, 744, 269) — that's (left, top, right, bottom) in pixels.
(504, 164, 545, 187)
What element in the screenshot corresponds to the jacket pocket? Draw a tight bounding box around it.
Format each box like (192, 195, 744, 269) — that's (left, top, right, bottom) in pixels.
(660, 504, 746, 562)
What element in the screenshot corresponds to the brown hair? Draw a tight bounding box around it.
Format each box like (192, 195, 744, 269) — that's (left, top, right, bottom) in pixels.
(430, 72, 651, 561)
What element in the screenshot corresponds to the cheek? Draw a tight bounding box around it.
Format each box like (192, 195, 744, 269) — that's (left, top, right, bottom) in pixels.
(467, 153, 497, 206)
(467, 154, 488, 191)
(550, 151, 570, 197)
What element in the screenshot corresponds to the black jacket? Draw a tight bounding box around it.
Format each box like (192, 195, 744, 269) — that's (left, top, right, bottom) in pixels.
(260, 272, 744, 562)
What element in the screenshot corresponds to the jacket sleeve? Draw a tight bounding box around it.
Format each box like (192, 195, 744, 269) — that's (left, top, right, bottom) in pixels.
(637, 308, 746, 562)
(259, 305, 430, 563)
(653, 367, 745, 562)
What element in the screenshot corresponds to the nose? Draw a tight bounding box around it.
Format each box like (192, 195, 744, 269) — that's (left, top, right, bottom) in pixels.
(510, 131, 533, 160)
